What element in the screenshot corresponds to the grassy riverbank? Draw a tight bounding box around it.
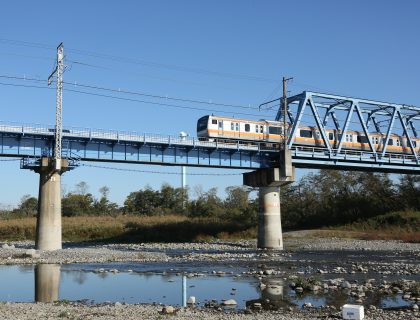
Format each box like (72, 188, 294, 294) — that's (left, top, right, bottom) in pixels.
(0, 215, 257, 242)
(0, 211, 418, 243)
(319, 211, 420, 243)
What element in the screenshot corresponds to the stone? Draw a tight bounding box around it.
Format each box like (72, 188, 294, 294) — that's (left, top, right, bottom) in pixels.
(161, 306, 175, 314)
(303, 302, 312, 308)
(341, 281, 352, 289)
(2, 243, 10, 249)
(114, 302, 122, 307)
(222, 299, 237, 306)
(187, 296, 196, 304)
(25, 249, 40, 259)
(412, 304, 418, 311)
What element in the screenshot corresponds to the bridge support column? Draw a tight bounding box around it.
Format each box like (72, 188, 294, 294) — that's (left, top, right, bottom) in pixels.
(258, 186, 282, 249)
(34, 158, 68, 251)
(244, 149, 294, 250)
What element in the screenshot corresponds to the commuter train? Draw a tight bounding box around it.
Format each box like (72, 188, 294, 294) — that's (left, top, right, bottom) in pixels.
(197, 115, 420, 154)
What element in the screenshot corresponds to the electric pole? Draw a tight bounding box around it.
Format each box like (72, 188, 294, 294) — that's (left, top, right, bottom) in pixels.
(48, 43, 64, 171)
(282, 76, 293, 149)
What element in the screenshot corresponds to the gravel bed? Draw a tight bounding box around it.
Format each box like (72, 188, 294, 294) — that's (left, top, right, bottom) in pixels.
(0, 302, 418, 320)
(0, 236, 419, 319)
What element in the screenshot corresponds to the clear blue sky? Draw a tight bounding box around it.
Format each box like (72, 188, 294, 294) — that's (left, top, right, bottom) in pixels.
(0, 0, 419, 207)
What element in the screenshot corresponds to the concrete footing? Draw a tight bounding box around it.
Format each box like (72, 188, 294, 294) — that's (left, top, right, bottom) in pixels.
(34, 158, 68, 251)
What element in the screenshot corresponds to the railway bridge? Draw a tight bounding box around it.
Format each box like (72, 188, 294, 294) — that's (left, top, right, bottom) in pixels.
(1, 91, 419, 251)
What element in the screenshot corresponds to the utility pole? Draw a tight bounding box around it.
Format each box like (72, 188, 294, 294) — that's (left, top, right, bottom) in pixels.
(282, 76, 293, 149)
(48, 42, 64, 171)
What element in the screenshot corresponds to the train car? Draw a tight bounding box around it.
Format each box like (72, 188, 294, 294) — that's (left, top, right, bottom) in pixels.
(197, 115, 420, 155)
(196, 115, 286, 143)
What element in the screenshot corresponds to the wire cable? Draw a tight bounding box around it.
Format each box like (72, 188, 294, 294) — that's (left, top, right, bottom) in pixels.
(81, 163, 243, 176)
(64, 87, 272, 118)
(0, 38, 277, 83)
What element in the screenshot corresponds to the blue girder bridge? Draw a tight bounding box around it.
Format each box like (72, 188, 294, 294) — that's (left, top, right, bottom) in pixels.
(0, 91, 419, 174)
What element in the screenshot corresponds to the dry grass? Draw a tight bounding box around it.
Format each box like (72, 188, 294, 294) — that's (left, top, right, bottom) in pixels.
(0, 215, 255, 242)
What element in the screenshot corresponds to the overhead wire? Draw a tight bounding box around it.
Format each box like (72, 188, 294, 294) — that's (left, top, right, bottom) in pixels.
(0, 75, 274, 118)
(0, 38, 277, 83)
(81, 163, 243, 176)
(63, 80, 258, 110)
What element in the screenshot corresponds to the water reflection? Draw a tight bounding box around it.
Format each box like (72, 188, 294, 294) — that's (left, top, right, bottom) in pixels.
(35, 264, 60, 302)
(0, 264, 412, 310)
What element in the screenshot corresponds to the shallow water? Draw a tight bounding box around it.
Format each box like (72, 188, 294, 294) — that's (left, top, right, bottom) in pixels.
(0, 264, 413, 310)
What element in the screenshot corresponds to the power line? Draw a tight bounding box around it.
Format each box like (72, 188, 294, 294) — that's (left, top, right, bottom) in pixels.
(0, 74, 272, 117)
(63, 80, 257, 110)
(64, 87, 271, 118)
(81, 163, 243, 176)
(0, 38, 277, 83)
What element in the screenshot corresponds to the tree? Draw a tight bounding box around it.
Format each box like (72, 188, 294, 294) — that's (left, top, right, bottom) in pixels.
(75, 181, 89, 195)
(224, 186, 257, 223)
(93, 186, 119, 215)
(19, 194, 38, 216)
(62, 193, 94, 216)
(188, 187, 224, 217)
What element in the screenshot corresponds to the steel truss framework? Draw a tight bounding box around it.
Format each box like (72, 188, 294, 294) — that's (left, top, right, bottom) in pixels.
(273, 91, 420, 173)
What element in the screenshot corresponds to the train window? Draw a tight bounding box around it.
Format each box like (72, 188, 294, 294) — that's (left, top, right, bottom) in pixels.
(260, 125, 264, 133)
(396, 139, 401, 146)
(387, 138, 393, 146)
(345, 134, 353, 142)
(372, 136, 379, 144)
(300, 130, 312, 138)
(235, 123, 239, 131)
(197, 116, 209, 132)
(269, 126, 281, 135)
(328, 132, 334, 140)
(413, 141, 417, 148)
(231, 123, 234, 131)
(255, 125, 259, 133)
(218, 121, 223, 129)
(212, 119, 218, 125)
(245, 124, 250, 132)
(357, 136, 369, 143)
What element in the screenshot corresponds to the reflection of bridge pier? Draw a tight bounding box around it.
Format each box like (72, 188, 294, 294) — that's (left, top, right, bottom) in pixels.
(35, 264, 61, 302)
(244, 149, 294, 250)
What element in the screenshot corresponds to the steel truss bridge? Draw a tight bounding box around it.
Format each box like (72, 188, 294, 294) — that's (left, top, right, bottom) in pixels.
(0, 91, 419, 173)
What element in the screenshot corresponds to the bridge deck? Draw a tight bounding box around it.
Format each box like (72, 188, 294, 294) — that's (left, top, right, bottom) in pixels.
(0, 121, 419, 173)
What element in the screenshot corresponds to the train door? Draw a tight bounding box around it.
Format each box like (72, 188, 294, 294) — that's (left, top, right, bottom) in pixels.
(218, 120, 224, 136)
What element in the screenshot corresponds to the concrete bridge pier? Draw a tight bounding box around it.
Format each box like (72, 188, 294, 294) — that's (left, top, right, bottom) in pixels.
(244, 150, 294, 250)
(34, 158, 68, 251)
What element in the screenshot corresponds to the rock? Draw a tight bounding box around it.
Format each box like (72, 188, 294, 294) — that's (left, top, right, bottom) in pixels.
(187, 296, 196, 304)
(252, 302, 262, 309)
(412, 304, 418, 311)
(161, 306, 175, 314)
(295, 286, 304, 293)
(222, 299, 237, 306)
(310, 285, 321, 291)
(25, 249, 40, 259)
(114, 302, 122, 307)
(341, 281, 352, 289)
(2, 244, 10, 249)
(303, 302, 312, 308)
